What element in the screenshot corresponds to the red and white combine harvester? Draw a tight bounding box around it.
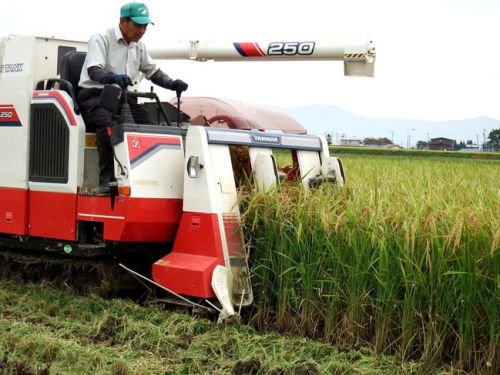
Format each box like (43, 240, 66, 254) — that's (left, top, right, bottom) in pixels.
(0, 36, 375, 320)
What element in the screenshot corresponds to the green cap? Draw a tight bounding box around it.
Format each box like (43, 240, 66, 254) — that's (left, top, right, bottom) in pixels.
(120, 2, 154, 25)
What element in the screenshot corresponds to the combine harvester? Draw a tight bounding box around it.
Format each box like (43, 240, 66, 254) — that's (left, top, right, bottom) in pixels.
(0, 36, 375, 320)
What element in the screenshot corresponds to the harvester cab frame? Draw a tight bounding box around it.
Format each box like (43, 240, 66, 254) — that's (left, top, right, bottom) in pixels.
(0, 35, 372, 321)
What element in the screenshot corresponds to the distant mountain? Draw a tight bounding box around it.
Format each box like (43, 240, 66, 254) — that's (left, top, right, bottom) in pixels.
(282, 104, 500, 147)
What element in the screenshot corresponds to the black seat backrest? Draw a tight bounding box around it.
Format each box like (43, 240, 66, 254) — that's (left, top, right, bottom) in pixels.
(60, 51, 87, 99)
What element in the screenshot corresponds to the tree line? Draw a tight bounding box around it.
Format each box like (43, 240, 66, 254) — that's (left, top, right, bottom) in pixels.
(326, 129, 499, 151)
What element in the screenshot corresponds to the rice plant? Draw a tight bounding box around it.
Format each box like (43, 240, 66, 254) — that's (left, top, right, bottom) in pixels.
(240, 155, 499, 373)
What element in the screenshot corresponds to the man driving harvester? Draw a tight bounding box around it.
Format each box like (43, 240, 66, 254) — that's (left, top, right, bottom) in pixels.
(78, 2, 188, 192)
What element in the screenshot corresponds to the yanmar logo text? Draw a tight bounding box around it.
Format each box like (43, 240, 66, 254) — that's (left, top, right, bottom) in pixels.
(251, 134, 280, 144)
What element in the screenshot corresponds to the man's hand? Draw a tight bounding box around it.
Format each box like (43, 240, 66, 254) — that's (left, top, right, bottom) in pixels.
(165, 79, 188, 93)
(104, 73, 133, 89)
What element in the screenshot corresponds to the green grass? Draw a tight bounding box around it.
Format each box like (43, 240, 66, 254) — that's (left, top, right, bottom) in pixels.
(0, 280, 416, 375)
(240, 155, 499, 374)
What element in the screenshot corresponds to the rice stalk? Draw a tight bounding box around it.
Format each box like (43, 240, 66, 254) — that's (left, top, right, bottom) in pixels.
(240, 155, 499, 372)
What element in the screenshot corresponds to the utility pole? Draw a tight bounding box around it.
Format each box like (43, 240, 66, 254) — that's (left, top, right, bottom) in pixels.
(406, 128, 415, 149)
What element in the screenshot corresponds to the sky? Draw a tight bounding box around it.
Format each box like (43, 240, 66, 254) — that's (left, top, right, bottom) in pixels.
(2, 0, 500, 122)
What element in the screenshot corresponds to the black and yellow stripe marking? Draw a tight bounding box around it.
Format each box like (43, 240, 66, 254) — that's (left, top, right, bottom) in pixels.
(344, 53, 366, 59)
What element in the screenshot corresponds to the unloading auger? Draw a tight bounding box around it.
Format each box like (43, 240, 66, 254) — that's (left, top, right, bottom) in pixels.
(149, 39, 375, 77)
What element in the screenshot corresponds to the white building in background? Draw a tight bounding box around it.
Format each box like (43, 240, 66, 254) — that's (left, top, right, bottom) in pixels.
(340, 138, 363, 146)
(460, 144, 482, 152)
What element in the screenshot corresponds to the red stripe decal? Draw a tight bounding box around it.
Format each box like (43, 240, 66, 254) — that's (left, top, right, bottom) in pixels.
(127, 134, 182, 162)
(32, 91, 77, 126)
(0, 104, 22, 126)
(253, 43, 266, 56)
(239, 42, 265, 57)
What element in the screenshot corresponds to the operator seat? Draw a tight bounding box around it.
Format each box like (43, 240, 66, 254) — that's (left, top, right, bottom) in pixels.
(60, 51, 87, 102)
(60, 51, 97, 130)
(35, 50, 87, 116)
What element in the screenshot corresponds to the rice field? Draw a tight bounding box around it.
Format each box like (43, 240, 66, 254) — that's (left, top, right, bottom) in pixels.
(240, 154, 499, 374)
(0, 280, 411, 374)
(0, 153, 497, 374)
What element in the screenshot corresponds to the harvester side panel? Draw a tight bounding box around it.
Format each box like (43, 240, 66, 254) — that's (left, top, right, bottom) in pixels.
(153, 212, 224, 298)
(0, 36, 36, 235)
(116, 132, 185, 199)
(76, 130, 186, 242)
(0, 189, 28, 235)
(0, 36, 86, 239)
(27, 91, 85, 241)
(77, 195, 183, 242)
(152, 127, 227, 297)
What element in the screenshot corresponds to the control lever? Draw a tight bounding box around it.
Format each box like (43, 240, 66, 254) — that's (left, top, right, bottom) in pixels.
(119, 90, 135, 124)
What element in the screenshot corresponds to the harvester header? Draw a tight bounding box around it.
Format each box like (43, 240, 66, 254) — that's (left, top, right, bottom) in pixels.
(149, 39, 376, 77)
